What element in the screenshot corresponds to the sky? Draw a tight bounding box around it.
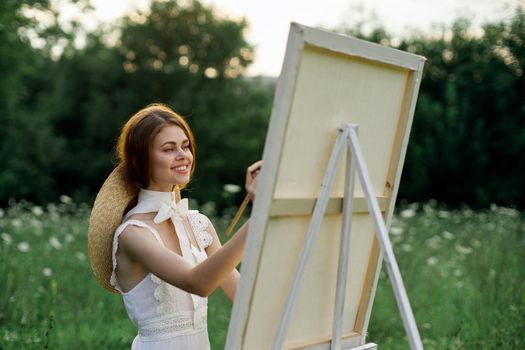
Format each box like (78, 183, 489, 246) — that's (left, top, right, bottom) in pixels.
(88, 0, 523, 76)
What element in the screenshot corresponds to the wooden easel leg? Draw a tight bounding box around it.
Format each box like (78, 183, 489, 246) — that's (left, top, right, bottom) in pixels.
(347, 125, 423, 350)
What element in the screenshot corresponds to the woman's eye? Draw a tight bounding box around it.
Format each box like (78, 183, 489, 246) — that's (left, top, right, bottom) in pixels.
(164, 148, 174, 153)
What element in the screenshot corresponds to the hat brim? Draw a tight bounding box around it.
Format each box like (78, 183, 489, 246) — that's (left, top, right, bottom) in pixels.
(88, 165, 137, 293)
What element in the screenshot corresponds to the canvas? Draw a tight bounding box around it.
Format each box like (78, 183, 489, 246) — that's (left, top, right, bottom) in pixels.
(226, 23, 426, 350)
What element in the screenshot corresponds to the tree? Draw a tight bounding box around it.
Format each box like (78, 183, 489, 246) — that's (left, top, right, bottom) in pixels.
(399, 9, 525, 208)
(337, 7, 525, 208)
(112, 0, 263, 206)
(0, 0, 67, 203)
(42, 0, 272, 208)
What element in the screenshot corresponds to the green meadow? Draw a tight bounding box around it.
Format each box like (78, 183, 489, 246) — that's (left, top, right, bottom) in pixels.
(0, 199, 523, 349)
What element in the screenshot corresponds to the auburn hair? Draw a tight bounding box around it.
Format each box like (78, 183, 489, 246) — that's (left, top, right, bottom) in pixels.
(116, 103, 196, 190)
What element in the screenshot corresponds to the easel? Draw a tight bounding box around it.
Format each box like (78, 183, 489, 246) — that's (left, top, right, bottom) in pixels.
(272, 123, 423, 350)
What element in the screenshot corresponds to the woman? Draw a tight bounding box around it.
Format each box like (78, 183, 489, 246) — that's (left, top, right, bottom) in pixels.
(87, 103, 261, 349)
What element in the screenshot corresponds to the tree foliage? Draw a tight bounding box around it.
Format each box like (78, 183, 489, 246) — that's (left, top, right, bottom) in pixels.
(0, 0, 272, 208)
(341, 8, 525, 208)
(0, 0, 65, 202)
(399, 11, 525, 208)
(0, 1, 523, 209)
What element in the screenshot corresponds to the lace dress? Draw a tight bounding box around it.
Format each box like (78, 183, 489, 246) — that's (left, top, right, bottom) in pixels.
(110, 189, 214, 349)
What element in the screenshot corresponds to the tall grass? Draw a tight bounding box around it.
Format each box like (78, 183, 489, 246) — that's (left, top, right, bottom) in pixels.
(368, 202, 525, 349)
(0, 199, 523, 349)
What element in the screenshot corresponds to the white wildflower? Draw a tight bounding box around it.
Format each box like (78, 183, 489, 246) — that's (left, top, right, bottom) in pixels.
(401, 243, 413, 252)
(11, 218, 22, 228)
(65, 234, 74, 243)
(409, 203, 420, 210)
(455, 244, 473, 255)
(75, 251, 86, 261)
(423, 322, 432, 329)
(438, 210, 450, 218)
(42, 268, 53, 277)
(442, 230, 455, 240)
(471, 239, 481, 248)
(30, 218, 43, 234)
(32, 206, 44, 216)
(50, 212, 60, 222)
(453, 268, 463, 277)
(17, 241, 30, 253)
(391, 234, 403, 244)
(32, 336, 42, 343)
(427, 256, 438, 266)
(223, 184, 241, 193)
(390, 226, 404, 235)
(400, 208, 416, 218)
(47, 203, 57, 213)
(49, 236, 62, 250)
(423, 200, 437, 214)
(455, 281, 464, 288)
(1, 232, 13, 245)
(59, 195, 72, 204)
(19, 312, 28, 325)
(499, 207, 519, 217)
(3, 329, 18, 342)
(425, 236, 441, 250)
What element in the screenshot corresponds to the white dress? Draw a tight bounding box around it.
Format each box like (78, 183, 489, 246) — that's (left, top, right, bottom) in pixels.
(110, 189, 214, 349)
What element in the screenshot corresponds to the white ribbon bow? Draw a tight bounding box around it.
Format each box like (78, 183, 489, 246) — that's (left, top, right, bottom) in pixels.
(153, 198, 189, 224)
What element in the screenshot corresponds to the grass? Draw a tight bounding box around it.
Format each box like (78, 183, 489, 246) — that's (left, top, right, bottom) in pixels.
(368, 202, 525, 349)
(0, 198, 523, 349)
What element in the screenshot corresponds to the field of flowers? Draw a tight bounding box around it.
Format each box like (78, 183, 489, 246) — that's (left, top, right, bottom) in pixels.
(0, 197, 523, 349)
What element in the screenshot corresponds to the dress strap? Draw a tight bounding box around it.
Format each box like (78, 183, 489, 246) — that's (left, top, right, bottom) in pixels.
(110, 219, 165, 293)
(118, 219, 165, 246)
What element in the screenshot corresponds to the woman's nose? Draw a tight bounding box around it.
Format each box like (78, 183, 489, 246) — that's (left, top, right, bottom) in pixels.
(175, 147, 187, 159)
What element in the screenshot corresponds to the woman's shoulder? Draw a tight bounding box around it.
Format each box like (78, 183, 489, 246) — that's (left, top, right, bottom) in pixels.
(116, 214, 159, 240)
(187, 210, 212, 230)
(187, 211, 214, 249)
(115, 219, 165, 253)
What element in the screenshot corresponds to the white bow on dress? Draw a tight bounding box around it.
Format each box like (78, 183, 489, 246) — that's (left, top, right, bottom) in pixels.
(153, 197, 189, 224)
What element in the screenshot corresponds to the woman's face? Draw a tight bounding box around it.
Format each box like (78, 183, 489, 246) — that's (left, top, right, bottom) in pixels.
(147, 125, 193, 191)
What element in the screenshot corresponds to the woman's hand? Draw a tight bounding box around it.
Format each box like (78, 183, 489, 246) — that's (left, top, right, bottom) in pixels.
(245, 160, 263, 199)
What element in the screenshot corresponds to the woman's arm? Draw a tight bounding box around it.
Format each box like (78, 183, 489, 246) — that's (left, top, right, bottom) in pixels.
(205, 217, 243, 301)
(119, 220, 248, 297)
(211, 160, 262, 299)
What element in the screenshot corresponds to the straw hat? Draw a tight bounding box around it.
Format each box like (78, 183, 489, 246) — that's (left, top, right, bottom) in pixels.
(88, 165, 137, 293)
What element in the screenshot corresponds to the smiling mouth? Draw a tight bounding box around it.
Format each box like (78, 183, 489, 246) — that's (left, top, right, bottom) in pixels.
(173, 165, 190, 172)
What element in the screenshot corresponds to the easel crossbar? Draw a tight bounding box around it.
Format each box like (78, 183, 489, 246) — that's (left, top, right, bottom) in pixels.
(269, 197, 389, 217)
(271, 123, 423, 350)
